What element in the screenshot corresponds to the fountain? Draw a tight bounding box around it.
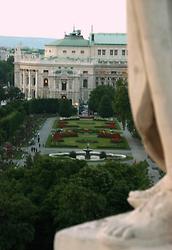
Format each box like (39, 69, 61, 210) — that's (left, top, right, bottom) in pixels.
(83, 144, 93, 160)
(49, 143, 127, 162)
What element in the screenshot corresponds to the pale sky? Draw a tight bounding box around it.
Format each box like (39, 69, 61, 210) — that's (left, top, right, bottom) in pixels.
(1, 0, 126, 39)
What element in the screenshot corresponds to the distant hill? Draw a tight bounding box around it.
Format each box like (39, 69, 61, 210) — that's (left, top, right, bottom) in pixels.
(0, 36, 56, 49)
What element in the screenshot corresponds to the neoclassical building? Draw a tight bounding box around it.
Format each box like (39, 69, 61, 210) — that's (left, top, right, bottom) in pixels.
(14, 29, 127, 105)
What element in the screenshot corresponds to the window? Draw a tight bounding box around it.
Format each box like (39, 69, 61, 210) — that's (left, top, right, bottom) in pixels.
(83, 79, 88, 88)
(32, 90, 35, 98)
(63, 50, 67, 54)
(110, 50, 113, 55)
(98, 49, 101, 55)
(114, 49, 118, 55)
(43, 70, 49, 73)
(49, 50, 51, 53)
(62, 95, 67, 100)
(72, 50, 76, 54)
(83, 71, 88, 74)
(81, 50, 85, 54)
(122, 50, 126, 56)
(102, 50, 106, 55)
(55, 78, 59, 88)
(43, 78, 48, 87)
(33, 77, 36, 86)
(61, 80, 67, 91)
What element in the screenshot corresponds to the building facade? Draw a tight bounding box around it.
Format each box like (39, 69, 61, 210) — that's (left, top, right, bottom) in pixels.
(14, 30, 127, 105)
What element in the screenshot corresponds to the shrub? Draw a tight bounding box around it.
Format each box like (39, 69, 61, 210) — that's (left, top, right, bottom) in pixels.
(69, 151, 77, 158)
(100, 151, 107, 159)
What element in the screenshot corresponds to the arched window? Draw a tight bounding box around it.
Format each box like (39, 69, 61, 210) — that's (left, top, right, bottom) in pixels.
(44, 78, 48, 87)
(62, 95, 67, 100)
(61, 80, 67, 91)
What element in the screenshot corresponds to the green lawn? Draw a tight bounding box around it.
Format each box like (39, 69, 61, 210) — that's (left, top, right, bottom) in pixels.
(46, 118, 129, 149)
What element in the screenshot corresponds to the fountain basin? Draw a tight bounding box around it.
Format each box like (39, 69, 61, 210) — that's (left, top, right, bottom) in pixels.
(49, 151, 126, 162)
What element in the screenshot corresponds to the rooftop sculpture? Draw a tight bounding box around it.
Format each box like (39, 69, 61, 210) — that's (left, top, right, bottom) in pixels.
(54, 1, 172, 249)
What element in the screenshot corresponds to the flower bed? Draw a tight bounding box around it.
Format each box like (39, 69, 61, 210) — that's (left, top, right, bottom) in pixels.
(61, 131, 78, 137)
(47, 118, 127, 149)
(111, 137, 121, 143)
(52, 130, 78, 142)
(105, 121, 116, 129)
(97, 131, 121, 140)
(53, 133, 64, 142)
(58, 121, 68, 128)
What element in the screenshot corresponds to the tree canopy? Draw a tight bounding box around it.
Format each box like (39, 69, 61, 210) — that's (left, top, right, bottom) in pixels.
(98, 94, 114, 117)
(0, 156, 150, 250)
(0, 56, 14, 86)
(88, 85, 115, 113)
(113, 79, 138, 135)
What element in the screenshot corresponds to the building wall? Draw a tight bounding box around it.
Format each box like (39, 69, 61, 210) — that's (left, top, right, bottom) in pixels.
(45, 45, 90, 58)
(14, 34, 128, 105)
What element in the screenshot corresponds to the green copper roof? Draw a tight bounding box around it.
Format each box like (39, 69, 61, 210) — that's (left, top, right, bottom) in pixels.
(92, 33, 127, 45)
(47, 38, 89, 47)
(46, 32, 127, 47)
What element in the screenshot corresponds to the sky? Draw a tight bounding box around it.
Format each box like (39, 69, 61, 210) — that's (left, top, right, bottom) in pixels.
(1, 0, 126, 39)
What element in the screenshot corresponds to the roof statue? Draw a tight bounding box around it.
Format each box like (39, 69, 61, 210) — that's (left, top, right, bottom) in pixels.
(54, 1, 172, 249)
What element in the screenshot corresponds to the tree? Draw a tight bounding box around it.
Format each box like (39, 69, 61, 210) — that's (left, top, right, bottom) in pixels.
(0, 56, 14, 86)
(0, 86, 5, 102)
(0, 156, 151, 250)
(113, 79, 139, 136)
(113, 79, 131, 129)
(98, 94, 114, 117)
(6, 87, 25, 101)
(88, 85, 115, 113)
(59, 99, 76, 117)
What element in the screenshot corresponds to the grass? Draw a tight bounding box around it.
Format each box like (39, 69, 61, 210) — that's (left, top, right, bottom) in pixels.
(46, 118, 129, 149)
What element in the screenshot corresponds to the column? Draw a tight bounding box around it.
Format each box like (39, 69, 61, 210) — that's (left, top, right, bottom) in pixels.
(35, 70, 38, 98)
(28, 70, 31, 99)
(22, 70, 26, 97)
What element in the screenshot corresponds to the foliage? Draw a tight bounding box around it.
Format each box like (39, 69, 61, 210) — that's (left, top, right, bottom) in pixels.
(98, 94, 114, 117)
(0, 56, 14, 87)
(113, 79, 131, 129)
(0, 110, 26, 140)
(6, 87, 25, 101)
(59, 99, 77, 117)
(27, 99, 59, 114)
(113, 79, 140, 137)
(99, 151, 107, 159)
(24, 98, 77, 117)
(88, 85, 115, 113)
(0, 156, 150, 250)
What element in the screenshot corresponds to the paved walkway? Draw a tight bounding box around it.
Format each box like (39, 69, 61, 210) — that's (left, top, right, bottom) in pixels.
(123, 128, 161, 183)
(23, 117, 56, 155)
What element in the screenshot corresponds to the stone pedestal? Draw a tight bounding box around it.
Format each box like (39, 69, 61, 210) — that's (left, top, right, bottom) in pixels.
(54, 190, 172, 250)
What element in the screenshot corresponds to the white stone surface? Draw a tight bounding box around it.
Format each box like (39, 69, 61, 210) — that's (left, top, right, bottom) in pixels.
(54, 1, 172, 249)
(54, 189, 172, 250)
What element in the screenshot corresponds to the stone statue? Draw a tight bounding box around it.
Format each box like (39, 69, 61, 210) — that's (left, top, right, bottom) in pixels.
(54, 1, 172, 249)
